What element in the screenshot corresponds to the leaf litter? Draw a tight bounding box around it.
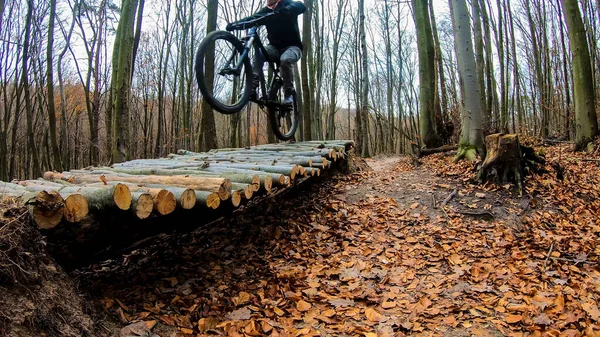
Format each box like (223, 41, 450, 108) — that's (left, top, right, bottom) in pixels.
(76, 141, 600, 336)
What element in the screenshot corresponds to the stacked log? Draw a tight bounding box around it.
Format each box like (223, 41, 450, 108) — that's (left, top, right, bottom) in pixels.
(0, 141, 354, 263)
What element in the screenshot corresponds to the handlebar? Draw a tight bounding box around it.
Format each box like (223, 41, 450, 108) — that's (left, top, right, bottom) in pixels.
(227, 12, 275, 31)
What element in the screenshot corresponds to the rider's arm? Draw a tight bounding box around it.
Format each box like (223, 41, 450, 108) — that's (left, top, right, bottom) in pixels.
(226, 7, 270, 31)
(238, 7, 270, 23)
(277, 1, 306, 16)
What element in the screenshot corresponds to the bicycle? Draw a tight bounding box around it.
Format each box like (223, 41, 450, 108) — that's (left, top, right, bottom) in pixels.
(194, 13, 300, 141)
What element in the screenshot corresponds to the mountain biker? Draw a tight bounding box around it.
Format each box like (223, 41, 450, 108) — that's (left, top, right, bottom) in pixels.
(226, 0, 306, 105)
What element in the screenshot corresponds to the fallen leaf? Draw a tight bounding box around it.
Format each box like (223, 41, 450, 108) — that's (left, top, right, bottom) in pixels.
(297, 300, 312, 312)
(328, 298, 355, 307)
(365, 307, 382, 322)
(382, 301, 396, 309)
(506, 314, 522, 324)
(227, 307, 252, 320)
(234, 291, 251, 306)
(582, 301, 600, 321)
(533, 313, 553, 325)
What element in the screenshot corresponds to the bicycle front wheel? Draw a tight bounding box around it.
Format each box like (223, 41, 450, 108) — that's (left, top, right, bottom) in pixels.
(195, 30, 253, 114)
(268, 80, 300, 141)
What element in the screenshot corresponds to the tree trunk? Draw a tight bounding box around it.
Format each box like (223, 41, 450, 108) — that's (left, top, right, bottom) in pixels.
(198, 0, 219, 151)
(557, 0, 572, 138)
(480, 0, 495, 129)
(561, 0, 599, 149)
(495, 0, 508, 133)
(450, 0, 484, 161)
(22, 0, 42, 178)
(301, 0, 313, 141)
(359, 0, 371, 157)
(478, 134, 544, 196)
(472, 0, 488, 133)
(46, 0, 62, 171)
(111, 0, 140, 163)
(413, 0, 441, 149)
(429, 1, 450, 142)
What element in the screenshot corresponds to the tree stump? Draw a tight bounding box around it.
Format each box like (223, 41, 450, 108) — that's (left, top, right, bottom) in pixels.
(477, 134, 544, 196)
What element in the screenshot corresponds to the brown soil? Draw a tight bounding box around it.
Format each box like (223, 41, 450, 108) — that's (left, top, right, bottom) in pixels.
(0, 199, 98, 337)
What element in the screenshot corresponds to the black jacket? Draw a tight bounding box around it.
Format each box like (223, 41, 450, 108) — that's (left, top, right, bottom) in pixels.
(243, 0, 306, 52)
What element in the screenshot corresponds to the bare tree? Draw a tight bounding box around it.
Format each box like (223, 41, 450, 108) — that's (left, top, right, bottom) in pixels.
(450, 0, 484, 161)
(561, 0, 599, 149)
(46, 0, 62, 171)
(21, 0, 42, 177)
(111, 0, 141, 162)
(413, 0, 441, 148)
(359, 0, 370, 157)
(301, 0, 313, 141)
(198, 0, 218, 151)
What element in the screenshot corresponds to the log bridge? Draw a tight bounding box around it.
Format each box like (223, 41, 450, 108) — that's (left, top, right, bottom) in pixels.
(0, 140, 354, 268)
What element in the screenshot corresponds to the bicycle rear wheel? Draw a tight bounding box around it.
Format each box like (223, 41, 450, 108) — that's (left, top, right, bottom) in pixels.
(195, 31, 253, 114)
(267, 80, 300, 141)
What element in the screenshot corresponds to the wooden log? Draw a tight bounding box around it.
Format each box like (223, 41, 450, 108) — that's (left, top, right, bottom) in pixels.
(53, 183, 132, 211)
(201, 149, 337, 159)
(76, 167, 220, 178)
(16, 179, 72, 188)
(194, 191, 220, 209)
(162, 186, 196, 210)
(84, 182, 176, 215)
(169, 153, 327, 168)
(411, 144, 459, 158)
(104, 168, 262, 192)
(44, 171, 231, 200)
(205, 163, 299, 180)
(199, 167, 282, 188)
(111, 161, 208, 169)
(303, 167, 320, 177)
(231, 183, 253, 200)
(153, 189, 177, 215)
(131, 192, 154, 219)
(1, 182, 26, 191)
(231, 190, 242, 207)
(62, 193, 89, 222)
(26, 190, 65, 229)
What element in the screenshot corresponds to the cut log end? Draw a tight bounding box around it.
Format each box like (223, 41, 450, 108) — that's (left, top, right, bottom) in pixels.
(132, 193, 154, 219)
(63, 194, 89, 223)
(154, 190, 176, 215)
(263, 176, 273, 192)
(29, 190, 64, 229)
(218, 179, 232, 200)
(113, 183, 132, 210)
(179, 189, 197, 210)
(231, 191, 242, 207)
(205, 193, 220, 209)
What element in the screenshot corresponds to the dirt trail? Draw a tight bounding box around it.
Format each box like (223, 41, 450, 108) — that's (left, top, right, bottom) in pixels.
(75, 152, 600, 337)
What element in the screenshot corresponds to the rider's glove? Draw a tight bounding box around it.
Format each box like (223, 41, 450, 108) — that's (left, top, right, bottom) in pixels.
(226, 23, 234, 31)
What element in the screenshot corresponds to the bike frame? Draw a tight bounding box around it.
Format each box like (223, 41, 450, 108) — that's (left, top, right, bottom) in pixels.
(226, 20, 283, 106)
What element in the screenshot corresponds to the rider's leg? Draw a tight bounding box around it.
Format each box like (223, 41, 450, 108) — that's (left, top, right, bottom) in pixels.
(279, 47, 302, 104)
(252, 46, 279, 98)
(252, 49, 265, 95)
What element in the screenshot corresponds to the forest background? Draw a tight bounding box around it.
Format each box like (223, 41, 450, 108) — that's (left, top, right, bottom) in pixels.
(0, 0, 598, 180)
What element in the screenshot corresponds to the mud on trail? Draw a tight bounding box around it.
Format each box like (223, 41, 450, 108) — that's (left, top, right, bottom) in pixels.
(3, 143, 599, 337)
